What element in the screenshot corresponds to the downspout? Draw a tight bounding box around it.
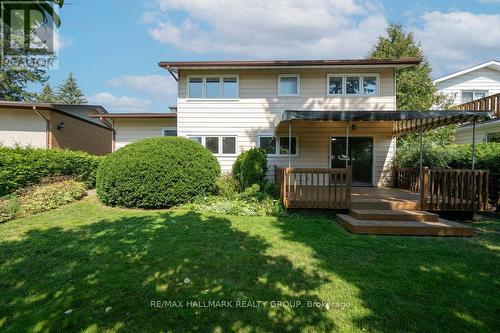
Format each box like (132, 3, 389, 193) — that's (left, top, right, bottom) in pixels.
(112, 118, 116, 152)
(33, 106, 50, 149)
(345, 121, 350, 168)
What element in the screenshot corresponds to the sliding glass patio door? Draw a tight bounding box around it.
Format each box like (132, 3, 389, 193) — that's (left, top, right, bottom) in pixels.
(331, 137, 373, 186)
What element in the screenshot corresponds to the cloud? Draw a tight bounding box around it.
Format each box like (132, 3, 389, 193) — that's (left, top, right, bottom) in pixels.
(412, 11, 500, 76)
(146, 0, 388, 59)
(107, 74, 177, 99)
(87, 92, 152, 112)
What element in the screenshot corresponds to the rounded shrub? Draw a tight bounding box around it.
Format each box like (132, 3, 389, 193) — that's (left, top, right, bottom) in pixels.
(96, 137, 220, 208)
(232, 148, 268, 190)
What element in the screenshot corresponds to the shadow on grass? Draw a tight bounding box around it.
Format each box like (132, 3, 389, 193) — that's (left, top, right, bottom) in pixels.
(0, 211, 333, 332)
(275, 216, 500, 332)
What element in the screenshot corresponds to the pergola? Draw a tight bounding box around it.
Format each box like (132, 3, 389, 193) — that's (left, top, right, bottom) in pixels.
(275, 110, 492, 210)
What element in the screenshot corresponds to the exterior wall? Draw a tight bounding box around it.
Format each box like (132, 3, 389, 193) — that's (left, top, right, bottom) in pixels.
(274, 120, 396, 187)
(44, 110, 113, 155)
(454, 120, 500, 144)
(176, 68, 396, 178)
(0, 108, 47, 148)
(435, 68, 500, 105)
(114, 118, 177, 150)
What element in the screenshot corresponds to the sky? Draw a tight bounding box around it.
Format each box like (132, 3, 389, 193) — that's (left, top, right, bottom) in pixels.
(40, 0, 500, 113)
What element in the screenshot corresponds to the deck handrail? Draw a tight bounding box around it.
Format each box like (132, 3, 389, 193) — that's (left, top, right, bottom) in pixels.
(275, 166, 352, 209)
(394, 167, 489, 211)
(455, 92, 500, 118)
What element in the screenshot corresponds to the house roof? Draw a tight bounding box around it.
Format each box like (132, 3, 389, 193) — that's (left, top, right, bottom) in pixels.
(159, 58, 422, 72)
(276, 110, 492, 136)
(0, 101, 112, 129)
(0, 101, 108, 114)
(433, 60, 500, 84)
(90, 113, 177, 118)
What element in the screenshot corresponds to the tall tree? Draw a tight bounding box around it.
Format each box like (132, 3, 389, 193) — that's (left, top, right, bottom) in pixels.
(0, 64, 47, 101)
(57, 73, 87, 104)
(367, 24, 437, 111)
(37, 83, 56, 103)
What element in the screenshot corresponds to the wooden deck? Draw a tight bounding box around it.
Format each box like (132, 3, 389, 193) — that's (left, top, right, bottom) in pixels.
(341, 187, 473, 237)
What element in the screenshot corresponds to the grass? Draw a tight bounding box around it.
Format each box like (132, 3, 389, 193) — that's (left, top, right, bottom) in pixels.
(0, 196, 499, 333)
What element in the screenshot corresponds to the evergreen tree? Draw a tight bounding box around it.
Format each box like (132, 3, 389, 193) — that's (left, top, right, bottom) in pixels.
(37, 84, 57, 103)
(57, 73, 87, 104)
(367, 24, 437, 111)
(0, 64, 48, 101)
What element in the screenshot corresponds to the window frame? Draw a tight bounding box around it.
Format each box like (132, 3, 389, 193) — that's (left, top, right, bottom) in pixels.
(278, 74, 300, 97)
(258, 135, 299, 157)
(461, 90, 488, 103)
(187, 135, 238, 156)
(161, 127, 177, 137)
(326, 73, 380, 97)
(186, 75, 239, 100)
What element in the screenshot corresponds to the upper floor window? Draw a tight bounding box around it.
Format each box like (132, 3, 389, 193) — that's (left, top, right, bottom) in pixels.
(328, 74, 379, 96)
(461, 90, 487, 103)
(278, 74, 300, 96)
(187, 76, 239, 99)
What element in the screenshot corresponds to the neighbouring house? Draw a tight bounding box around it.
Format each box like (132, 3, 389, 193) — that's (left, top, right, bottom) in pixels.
(434, 60, 500, 144)
(0, 101, 113, 155)
(91, 110, 177, 151)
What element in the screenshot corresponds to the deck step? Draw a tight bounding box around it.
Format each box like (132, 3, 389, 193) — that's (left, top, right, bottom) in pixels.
(349, 209, 439, 222)
(336, 214, 473, 237)
(350, 199, 420, 210)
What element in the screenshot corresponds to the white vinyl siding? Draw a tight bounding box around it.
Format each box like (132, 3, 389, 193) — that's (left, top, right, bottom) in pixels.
(435, 67, 500, 106)
(113, 118, 177, 150)
(177, 68, 396, 177)
(454, 120, 500, 144)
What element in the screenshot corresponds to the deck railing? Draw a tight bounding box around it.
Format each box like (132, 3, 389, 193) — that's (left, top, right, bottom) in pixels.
(275, 166, 351, 209)
(456, 92, 500, 117)
(394, 168, 489, 211)
(394, 167, 420, 192)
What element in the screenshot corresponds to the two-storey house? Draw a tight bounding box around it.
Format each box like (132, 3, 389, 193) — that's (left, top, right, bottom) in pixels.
(159, 58, 421, 187)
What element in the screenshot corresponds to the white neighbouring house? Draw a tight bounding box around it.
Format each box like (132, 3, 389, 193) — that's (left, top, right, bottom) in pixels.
(434, 60, 500, 144)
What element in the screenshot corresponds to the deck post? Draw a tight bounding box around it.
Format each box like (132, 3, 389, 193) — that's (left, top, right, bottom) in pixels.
(472, 119, 476, 170)
(419, 119, 425, 210)
(288, 119, 291, 169)
(345, 121, 350, 168)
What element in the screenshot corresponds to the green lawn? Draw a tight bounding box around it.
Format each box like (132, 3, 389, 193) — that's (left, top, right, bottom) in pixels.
(0, 196, 499, 333)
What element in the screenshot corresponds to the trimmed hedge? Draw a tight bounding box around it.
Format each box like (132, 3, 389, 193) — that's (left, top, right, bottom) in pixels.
(395, 142, 500, 206)
(96, 137, 220, 208)
(232, 148, 268, 190)
(0, 147, 101, 196)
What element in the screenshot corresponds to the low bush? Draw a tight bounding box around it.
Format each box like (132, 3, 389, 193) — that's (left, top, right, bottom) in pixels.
(216, 175, 238, 198)
(0, 146, 101, 196)
(97, 137, 220, 208)
(0, 178, 86, 222)
(232, 148, 268, 190)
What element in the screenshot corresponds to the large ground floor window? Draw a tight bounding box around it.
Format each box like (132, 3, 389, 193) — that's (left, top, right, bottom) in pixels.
(188, 135, 237, 155)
